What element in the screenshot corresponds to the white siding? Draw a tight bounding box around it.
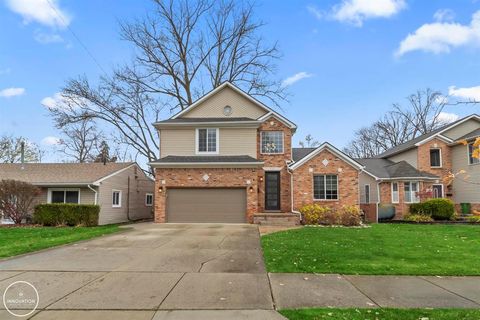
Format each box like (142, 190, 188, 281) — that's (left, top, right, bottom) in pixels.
(183, 86, 267, 119)
(97, 165, 154, 225)
(388, 148, 418, 167)
(451, 144, 480, 203)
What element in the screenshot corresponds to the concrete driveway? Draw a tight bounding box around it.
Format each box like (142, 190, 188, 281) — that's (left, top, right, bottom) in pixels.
(0, 223, 283, 320)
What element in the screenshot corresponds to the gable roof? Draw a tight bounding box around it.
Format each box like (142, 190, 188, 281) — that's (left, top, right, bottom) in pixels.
(356, 158, 439, 180)
(377, 114, 480, 158)
(289, 142, 364, 170)
(170, 82, 297, 130)
(0, 162, 136, 186)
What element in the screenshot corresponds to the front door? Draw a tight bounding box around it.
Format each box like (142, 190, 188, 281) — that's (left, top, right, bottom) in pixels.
(265, 171, 280, 210)
(432, 184, 444, 198)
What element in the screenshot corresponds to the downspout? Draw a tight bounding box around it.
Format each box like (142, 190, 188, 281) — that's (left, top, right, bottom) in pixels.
(87, 185, 98, 205)
(286, 165, 301, 216)
(376, 181, 381, 223)
(126, 176, 131, 221)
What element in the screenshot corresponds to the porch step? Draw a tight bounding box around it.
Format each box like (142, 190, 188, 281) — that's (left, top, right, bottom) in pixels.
(253, 213, 301, 226)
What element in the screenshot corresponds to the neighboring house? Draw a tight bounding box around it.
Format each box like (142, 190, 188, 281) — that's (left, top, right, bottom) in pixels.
(0, 162, 154, 225)
(150, 82, 364, 224)
(358, 114, 480, 220)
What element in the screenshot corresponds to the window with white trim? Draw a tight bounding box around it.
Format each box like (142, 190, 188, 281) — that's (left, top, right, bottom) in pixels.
(112, 190, 122, 207)
(196, 128, 218, 154)
(313, 175, 338, 200)
(145, 193, 153, 206)
(430, 148, 442, 167)
(261, 131, 284, 154)
(391, 182, 399, 203)
(404, 182, 420, 203)
(468, 143, 480, 165)
(48, 188, 80, 204)
(364, 184, 370, 204)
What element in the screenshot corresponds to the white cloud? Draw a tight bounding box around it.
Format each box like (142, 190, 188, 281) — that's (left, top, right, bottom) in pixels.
(449, 85, 480, 101)
(41, 92, 64, 109)
(0, 87, 25, 98)
(5, 0, 71, 28)
(281, 72, 313, 87)
(0, 68, 11, 75)
(331, 0, 406, 26)
(41, 136, 60, 146)
(433, 9, 455, 22)
(396, 10, 480, 57)
(307, 5, 323, 20)
(437, 112, 460, 124)
(34, 31, 64, 44)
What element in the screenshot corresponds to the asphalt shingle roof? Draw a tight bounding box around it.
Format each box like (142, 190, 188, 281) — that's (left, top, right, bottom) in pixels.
(154, 117, 256, 124)
(292, 148, 317, 162)
(0, 162, 134, 185)
(355, 158, 438, 179)
(150, 155, 262, 163)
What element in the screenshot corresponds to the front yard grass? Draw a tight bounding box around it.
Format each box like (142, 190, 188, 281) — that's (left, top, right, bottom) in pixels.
(261, 224, 480, 275)
(279, 308, 480, 320)
(0, 225, 121, 258)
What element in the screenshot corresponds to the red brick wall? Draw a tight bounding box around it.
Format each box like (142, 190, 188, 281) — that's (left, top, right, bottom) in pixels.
(257, 117, 293, 212)
(291, 149, 359, 211)
(379, 181, 433, 219)
(417, 138, 452, 198)
(154, 167, 259, 223)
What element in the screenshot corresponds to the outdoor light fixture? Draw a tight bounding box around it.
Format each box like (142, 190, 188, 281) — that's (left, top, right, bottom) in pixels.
(259, 176, 263, 182)
(158, 186, 163, 193)
(249, 186, 254, 193)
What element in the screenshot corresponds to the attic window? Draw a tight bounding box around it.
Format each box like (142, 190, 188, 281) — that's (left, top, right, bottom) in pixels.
(223, 105, 232, 116)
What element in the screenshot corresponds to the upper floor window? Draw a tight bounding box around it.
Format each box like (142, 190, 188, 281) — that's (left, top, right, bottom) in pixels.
(313, 174, 338, 200)
(430, 148, 442, 167)
(468, 143, 480, 165)
(404, 181, 419, 203)
(261, 131, 284, 154)
(196, 128, 218, 154)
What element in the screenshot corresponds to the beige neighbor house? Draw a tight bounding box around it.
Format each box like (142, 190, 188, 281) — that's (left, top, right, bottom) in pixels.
(357, 114, 480, 221)
(0, 162, 154, 225)
(150, 82, 365, 224)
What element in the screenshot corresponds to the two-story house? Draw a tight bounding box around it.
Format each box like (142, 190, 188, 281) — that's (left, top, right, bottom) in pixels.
(358, 114, 480, 220)
(149, 82, 364, 224)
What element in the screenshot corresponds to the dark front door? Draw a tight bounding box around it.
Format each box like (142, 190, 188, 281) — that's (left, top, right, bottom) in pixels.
(265, 171, 280, 210)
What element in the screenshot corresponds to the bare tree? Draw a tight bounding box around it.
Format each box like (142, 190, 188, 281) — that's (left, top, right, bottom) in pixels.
(299, 134, 320, 148)
(344, 89, 452, 158)
(48, 0, 284, 169)
(0, 180, 40, 224)
(58, 119, 101, 163)
(0, 135, 43, 163)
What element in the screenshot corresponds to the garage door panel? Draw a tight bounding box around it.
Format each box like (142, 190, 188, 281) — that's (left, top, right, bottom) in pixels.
(167, 188, 246, 223)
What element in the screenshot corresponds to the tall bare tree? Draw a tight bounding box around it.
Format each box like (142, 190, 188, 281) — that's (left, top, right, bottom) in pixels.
(58, 119, 101, 163)
(0, 135, 43, 163)
(344, 89, 452, 158)
(48, 0, 284, 168)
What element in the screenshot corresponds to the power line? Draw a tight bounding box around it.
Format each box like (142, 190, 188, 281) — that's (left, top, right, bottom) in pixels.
(45, 0, 109, 76)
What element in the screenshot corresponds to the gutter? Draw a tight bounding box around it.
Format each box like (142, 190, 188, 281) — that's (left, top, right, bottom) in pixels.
(87, 184, 98, 205)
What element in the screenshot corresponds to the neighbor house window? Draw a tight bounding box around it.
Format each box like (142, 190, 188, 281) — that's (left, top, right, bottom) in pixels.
(364, 184, 370, 204)
(196, 128, 218, 154)
(261, 131, 284, 154)
(404, 182, 419, 203)
(145, 193, 153, 206)
(313, 175, 338, 200)
(48, 188, 80, 204)
(468, 143, 480, 165)
(430, 148, 442, 167)
(112, 190, 122, 207)
(391, 182, 399, 203)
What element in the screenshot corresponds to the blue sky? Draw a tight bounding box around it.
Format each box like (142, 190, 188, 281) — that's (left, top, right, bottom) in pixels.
(1, 0, 479, 162)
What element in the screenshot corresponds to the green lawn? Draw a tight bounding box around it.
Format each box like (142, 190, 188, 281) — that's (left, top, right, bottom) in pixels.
(261, 224, 480, 275)
(0, 225, 121, 258)
(280, 308, 480, 320)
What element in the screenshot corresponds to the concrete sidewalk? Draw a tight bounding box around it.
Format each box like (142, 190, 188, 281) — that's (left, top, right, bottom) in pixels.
(269, 273, 480, 309)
